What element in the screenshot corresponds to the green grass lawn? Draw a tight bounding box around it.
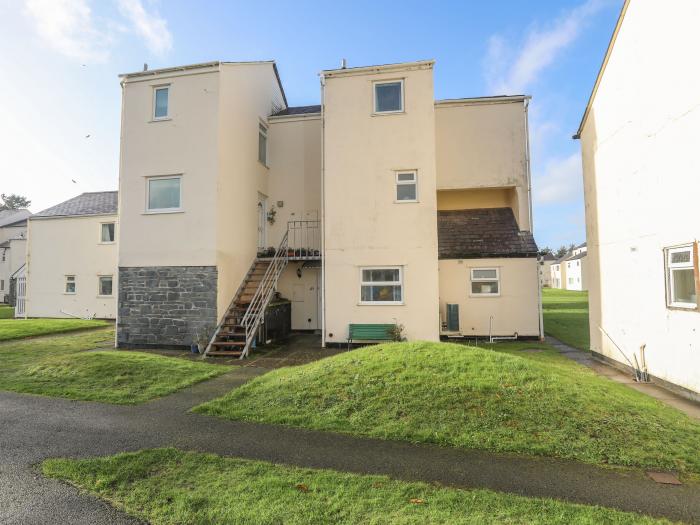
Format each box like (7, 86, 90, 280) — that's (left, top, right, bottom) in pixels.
(42, 448, 671, 525)
(0, 328, 229, 404)
(0, 305, 13, 319)
(195, 341, 700, 477)
(0, 318, 111, 341)
(542, 288, 590, 350)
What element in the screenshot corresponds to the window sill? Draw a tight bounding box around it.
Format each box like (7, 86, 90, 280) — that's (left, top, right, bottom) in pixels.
(371, 111, 405, 117)
(98, 242, 116, 245)
(666, 304, 698, 311)
(469, 294, 501, 298)
(358, 302, 405, 306)
(149, 118, 172, 123)
(394, 200, 419, 204)
(142, 209, 184, 215)
(97, 295, 114, 298)
(63, 293, 76, 296)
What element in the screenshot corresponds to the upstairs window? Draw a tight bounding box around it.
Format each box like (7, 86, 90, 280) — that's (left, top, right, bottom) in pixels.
(374, 80, 403, 113)
(395, 171, 417, 202)
(470, 268, 500, 296)
(147, 176, 181, 212)
(360, 267, 403, 304)
(65, 275, 76, 294)
(665, 244, 697, 309)
(101, 222, 115, 243)
(153, 86, 169, 120)
(258, 123, 268, 166)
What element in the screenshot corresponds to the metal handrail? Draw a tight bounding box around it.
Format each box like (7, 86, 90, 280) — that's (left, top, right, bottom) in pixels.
(287, 220, 320, 259)
(240, 231, 289, 358)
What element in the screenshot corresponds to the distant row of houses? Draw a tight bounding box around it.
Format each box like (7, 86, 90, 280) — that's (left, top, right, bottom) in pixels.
(539, 244, 588, 292)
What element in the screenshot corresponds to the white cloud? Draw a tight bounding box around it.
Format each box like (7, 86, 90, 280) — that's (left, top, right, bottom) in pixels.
(485, 0, 610, 94)
(117, 0, 172, 56)
(24, 0, 111, 62)
(533, 152, 583, 205)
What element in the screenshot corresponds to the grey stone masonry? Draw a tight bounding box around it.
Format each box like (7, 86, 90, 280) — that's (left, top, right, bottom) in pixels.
(118, 266, 218, 348)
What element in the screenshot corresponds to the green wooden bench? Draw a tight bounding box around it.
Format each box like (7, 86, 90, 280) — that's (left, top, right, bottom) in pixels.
(347, 323, 395, 349)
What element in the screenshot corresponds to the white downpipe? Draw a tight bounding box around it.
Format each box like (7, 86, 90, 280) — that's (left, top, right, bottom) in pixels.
(320, 72, 326, 348)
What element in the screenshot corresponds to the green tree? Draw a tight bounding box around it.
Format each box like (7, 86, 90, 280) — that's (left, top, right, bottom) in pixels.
(555, 245, 569, 258)
(0, 194, 31, 211)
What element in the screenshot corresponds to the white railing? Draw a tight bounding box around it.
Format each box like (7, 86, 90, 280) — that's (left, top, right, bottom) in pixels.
(287, 220, 320, 260)
(14, 276, 26, 318)
(240, 231, 289, 358)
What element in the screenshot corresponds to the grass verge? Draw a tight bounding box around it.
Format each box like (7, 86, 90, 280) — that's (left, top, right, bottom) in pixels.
(195, 341, 700, 476)
(42, 448, 672, 525)
(0, 305, 13, 319)
(542, 288, 590, 350)
(0, 328, 229, 404)
(0, 318, 110, 341)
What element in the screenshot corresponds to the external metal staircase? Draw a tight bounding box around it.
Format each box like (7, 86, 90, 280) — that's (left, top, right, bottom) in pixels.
(204, 231, 289, 359)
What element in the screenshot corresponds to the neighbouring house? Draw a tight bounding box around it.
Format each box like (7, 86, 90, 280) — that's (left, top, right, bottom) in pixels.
(25, 192, 118, 319)
(549, 243, 588, 291)
(575, 0, 700, 398)
(0, 209, 31, 304)
(538, 253, 556, 287)
(116, 59, 541, 353)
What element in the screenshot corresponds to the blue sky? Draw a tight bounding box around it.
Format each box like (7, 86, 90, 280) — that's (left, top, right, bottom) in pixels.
(0, 0, 621, 250)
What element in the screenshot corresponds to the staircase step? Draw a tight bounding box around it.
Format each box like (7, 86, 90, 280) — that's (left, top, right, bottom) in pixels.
(211, 341, 245, 347)
(207, 350, 243, 357)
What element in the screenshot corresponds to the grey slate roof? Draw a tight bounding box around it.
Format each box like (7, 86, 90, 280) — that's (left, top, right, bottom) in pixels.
(565, 251, 587, 262)
(271, 105, 321, 117)
(34, 191, 118, 218)
(437, 208, 538, 259)
(0, 209, 31, 228)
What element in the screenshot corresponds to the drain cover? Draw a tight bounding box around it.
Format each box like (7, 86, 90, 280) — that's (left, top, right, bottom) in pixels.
(646, 471, 682, 485)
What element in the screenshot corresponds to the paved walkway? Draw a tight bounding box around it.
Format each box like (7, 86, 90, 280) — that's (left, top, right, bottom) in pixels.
(545, 336, 700, 420)
(2, 365, 700, 524)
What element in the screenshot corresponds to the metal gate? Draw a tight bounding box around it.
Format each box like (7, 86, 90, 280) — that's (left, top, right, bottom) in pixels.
(14, 276, 26, 318)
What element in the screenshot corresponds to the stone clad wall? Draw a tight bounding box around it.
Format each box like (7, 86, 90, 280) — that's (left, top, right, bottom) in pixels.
(118, 266, 218, 348)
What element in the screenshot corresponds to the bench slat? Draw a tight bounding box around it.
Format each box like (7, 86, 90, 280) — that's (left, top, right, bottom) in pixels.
(349, 323, 395, 341)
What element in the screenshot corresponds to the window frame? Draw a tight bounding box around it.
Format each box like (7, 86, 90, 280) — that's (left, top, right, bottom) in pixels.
(394, 170, 418, 203)
(359, 266, 404, 305)
(64, 275, 76, 295)
(99, 222, 116, 244)
(145, 175, 183, 214)
(469, 267, 501, 297)
(373, 79, 404, 115)
(665, 244, 697, 309)
(152, 85, 170, 121)
(97, 275, 113, 297)
(258, 121, 268, 167)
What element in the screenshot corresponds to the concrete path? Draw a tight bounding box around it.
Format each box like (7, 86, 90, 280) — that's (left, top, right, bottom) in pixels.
(2, 366, 700, 524)
(545, 336, 700, 420)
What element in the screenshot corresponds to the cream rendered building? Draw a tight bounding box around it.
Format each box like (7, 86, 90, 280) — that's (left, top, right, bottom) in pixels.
(116, 59, 541, 351)
(576, 0, 700, 397)
(0, 209, 31, 304)
(25, 192, 118, 319)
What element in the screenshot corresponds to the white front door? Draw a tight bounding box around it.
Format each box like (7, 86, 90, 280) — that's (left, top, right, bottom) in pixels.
(257, 194, 267, 250)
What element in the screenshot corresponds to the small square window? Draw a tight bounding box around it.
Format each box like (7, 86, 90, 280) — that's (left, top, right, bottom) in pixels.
(153, 86, 169, 119)
(665, 244, 697, 308)
(374, 81, 403, 113)
(470, 268, 500, 296)
(395, 171, 417, 202)
(258, 123, 268, 166)
(65, 275, 76, 294)
(147, 176, 181, 212)
(101, 223, 115, 243)
(98, 276, 113, 296)
(360, 267, 403, 304)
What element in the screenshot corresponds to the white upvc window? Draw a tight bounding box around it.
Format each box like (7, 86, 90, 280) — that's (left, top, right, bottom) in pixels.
(98, 275, 113, 297)
(100, 222, 115, 243)
(360, 266, 403, 305)
(153, 85, 170, 120)
(65, 275, 76, 294)
(373, 80, 404, 114)
(665, 244, 697, 309)
(258, 122, 268, 166)
(146, 175, 182, 213)
(395, 171, 417, 202)
(470, 268, 500, 296)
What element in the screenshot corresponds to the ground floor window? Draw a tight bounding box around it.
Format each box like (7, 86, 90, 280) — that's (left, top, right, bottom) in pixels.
(665, 244, 697, 308)
(470, 268, 500, 296)
(98, 276, 113, 297)
(65, 275, 76, 294)
(360, 267, 403, 304)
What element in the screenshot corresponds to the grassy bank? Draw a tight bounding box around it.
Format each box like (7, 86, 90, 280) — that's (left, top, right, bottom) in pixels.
(542, 288, 590, 350)
(196, 341, 700, 476)
(0, 318, 110, 341)
(43, 448, 671, 525)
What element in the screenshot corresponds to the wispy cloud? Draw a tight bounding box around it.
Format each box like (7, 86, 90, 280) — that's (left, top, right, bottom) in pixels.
(117, 0, 172, 56)
(533, 152, 583, 205)
(24, 0, 111, 62)
(485, 0, 610, 94)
